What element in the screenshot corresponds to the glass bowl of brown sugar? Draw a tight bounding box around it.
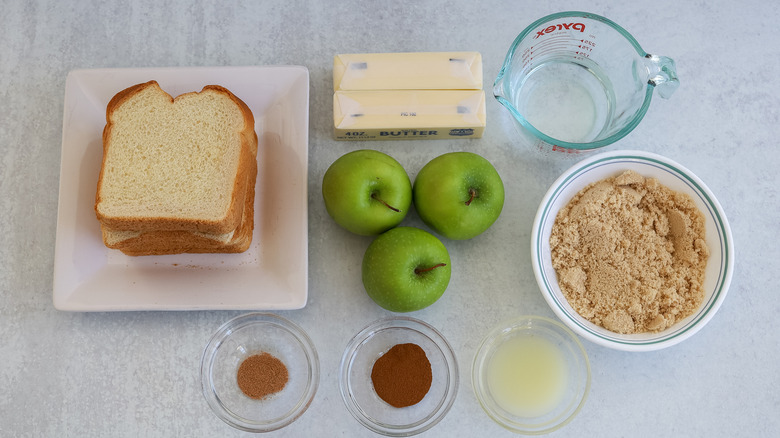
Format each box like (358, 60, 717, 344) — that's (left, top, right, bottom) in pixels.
(200, 312, 320, 432)
(531, 150, 734, 351)
(339, 316, 459, 436)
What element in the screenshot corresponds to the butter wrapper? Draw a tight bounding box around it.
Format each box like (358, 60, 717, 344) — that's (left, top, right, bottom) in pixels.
(333, 52, 482, 91)
(333, 90, 486, 141)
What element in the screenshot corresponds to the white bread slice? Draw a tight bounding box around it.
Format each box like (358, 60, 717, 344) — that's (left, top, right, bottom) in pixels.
(103, 227, 235, 247)
(100, 145, 256, 248)
(95, 81, 258, 234)
(107, 159, 257, 256)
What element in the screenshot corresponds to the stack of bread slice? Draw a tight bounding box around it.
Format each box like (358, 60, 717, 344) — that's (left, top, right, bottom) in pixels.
(94, 81, 258, 256)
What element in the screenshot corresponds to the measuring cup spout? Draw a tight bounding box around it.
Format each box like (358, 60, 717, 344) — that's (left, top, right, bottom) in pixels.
(644, 54, 679, 99)
(493, 71, 509, 102)
(492, 70, 519, 117)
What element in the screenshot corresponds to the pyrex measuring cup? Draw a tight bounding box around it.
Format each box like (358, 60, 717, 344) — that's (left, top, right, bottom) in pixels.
(494, 11, 678, 155)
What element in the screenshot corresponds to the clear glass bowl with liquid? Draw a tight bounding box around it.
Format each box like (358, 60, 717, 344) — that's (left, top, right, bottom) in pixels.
(472, 315, 590, 434)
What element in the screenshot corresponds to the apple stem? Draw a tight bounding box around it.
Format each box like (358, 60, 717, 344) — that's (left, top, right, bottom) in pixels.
(371, 192, 400, 212)
(414, 263, 447, 275)
(465, 188, 477, 206)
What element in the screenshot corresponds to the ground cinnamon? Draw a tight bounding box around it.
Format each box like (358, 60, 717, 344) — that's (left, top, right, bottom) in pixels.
(371, 343, 432, 408)
(236, 352, 289, 400)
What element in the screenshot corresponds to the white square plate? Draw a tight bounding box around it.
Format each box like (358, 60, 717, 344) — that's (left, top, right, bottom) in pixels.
(53, 66, 309, 311)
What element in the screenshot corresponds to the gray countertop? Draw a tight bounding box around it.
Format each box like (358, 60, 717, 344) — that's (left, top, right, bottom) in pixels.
(2, 0, 778, 436)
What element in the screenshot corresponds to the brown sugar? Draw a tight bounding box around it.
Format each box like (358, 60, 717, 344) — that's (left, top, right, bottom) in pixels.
(550, 170, 709, 334)
(236, 352, 289, 400)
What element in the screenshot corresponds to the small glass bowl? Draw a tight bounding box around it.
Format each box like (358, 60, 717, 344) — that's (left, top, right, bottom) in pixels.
(200, 313, 319, 432)
(339, 317, 459, 436)
(472, 316, 590, 435)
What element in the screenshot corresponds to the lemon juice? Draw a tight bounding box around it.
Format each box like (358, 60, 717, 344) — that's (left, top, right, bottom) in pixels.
(487, 335, 568, 417)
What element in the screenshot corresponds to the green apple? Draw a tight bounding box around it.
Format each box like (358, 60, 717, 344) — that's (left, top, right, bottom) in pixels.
(322, 150, 412, 236)
(413, 152, 504, 240)
(362, 227, 451, 312)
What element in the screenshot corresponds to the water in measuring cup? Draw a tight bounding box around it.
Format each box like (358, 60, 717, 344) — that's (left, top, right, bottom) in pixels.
(511, 59, 615, 144)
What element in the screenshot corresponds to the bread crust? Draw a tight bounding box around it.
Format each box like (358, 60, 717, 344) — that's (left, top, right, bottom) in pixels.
(95, 81, 258, 234)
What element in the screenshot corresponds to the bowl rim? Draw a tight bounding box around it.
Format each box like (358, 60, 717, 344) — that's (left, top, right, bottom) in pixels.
(200, 312, 320, 432)
(338, 316, 459, 436)
(531, 150, 735, 351)
(471, 315, 591, 434)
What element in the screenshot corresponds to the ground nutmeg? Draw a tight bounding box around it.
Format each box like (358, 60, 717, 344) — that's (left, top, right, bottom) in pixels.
(236, 352, 289, 400)
(371, 343, 432, 408)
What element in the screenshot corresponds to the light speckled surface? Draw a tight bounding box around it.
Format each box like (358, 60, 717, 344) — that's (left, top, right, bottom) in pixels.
(1, 0, 778, 436)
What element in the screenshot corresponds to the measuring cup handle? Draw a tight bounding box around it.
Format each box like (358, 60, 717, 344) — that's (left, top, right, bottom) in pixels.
(644, 54, 679, 99)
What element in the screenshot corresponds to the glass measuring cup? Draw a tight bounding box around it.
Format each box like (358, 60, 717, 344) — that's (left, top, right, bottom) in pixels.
(494, 11, 678, 155)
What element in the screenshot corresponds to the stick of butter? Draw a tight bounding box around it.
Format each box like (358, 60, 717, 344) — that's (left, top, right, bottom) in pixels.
(333, 52, 482, 91)
(333, 90, 486, 140)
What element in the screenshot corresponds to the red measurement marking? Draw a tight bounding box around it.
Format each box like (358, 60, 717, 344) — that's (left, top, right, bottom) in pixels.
(552, 145, 583, 154)
(531, 43, 577, 54)
(532, 35, 570, 49)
